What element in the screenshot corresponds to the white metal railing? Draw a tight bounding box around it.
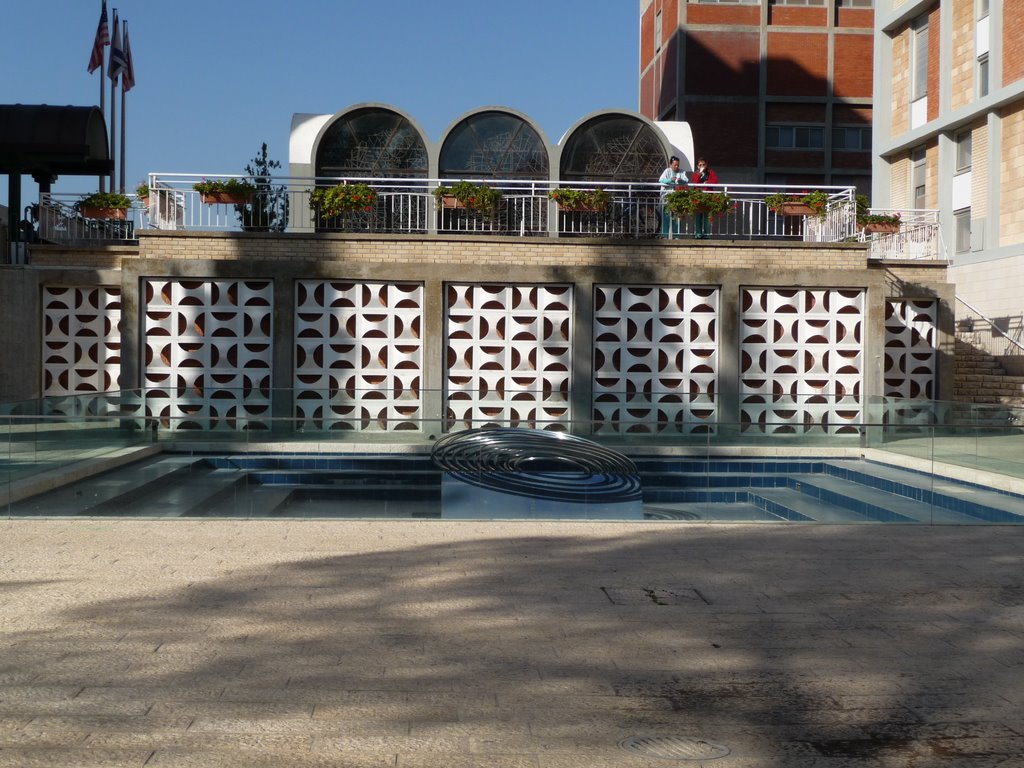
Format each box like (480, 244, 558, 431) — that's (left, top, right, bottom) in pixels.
(956, 295, 1024, 356)
(857, 209, 944, 261)
(38, 178, 952, 253)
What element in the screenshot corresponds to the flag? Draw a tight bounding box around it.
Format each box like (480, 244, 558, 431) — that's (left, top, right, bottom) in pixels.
(122, 25, 135, 92)
(87, 0, 109, 73)
(108, 10, 127, 83)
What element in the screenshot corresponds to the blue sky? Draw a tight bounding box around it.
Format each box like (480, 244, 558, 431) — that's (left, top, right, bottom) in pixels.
(2, 0, 638, 207)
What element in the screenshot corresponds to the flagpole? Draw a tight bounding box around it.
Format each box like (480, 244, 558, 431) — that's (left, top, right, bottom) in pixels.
(109, 73, 117, 192)
(97, 2, 107, 193)
(99, 51, 106, 193)
(120, 75, 127, 193)
(108, 9, 118, 192)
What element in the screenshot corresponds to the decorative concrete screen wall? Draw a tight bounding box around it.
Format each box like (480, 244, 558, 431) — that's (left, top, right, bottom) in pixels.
(884, 299, 937, 399)
(592, 285, 719, 434)
(445, 284, 572, 429)
(41, 272, 941, 435)
(142, 279, 273, 429)
(739, 288, 865, 434)
(294, 280, 423, 431)
(42, 286, 122, 398)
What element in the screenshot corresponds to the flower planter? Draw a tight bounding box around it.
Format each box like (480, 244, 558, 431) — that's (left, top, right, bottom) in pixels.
(80, 206, 127, 220)
(200, 191, 252, 205)
(862, 222, 900, 234)
(557, 203, 608, 213)
(440, 194, 466, 210)
(138, 196, 149, 207)
(775, 202, 816, 217)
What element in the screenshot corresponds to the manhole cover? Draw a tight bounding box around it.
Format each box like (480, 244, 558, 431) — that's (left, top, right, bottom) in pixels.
(618, 735, 731, 761)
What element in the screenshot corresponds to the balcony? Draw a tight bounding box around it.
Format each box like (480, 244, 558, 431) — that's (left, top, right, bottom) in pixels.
(31, 176, 943, 261)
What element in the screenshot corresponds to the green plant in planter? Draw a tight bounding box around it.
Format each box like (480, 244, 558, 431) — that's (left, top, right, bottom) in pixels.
(548, 187, 611, 211)
(135, 182, 150, 199)
(665, 187, 733, 218)
(434, 181, 503, 213)
(858, 211, 902, 226)
(854, 195, 902, 227)
(74, 191, 131, 211)
(764, 189, 831, 218)
(308, 183, 378, 217)
(192, 178, 257, 197)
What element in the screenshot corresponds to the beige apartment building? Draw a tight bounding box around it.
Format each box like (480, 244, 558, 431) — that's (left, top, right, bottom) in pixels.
(872, 0, 1024, 362)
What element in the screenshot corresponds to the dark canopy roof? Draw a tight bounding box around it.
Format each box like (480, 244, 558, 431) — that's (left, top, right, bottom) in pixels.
(0, 105, 111, 176)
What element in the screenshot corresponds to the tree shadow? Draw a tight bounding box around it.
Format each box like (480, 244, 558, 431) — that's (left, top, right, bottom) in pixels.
(4, 523, 1024, 763)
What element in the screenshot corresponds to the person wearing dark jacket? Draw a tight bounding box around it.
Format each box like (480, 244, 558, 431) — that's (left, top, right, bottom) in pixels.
(690, 157, 718, 239)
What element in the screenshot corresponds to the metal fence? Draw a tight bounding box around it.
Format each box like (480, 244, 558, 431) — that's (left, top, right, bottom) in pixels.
(31, 177, 940, 260)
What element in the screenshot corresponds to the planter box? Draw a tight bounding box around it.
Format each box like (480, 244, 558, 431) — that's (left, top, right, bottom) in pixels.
(200, 191, 251, 205)
(80, 206, 127, 220)
(440, 195, 467, 210)
(775, 202, 816, 217)
(557, 203, 608, 213)
(863, 222, 901, 234)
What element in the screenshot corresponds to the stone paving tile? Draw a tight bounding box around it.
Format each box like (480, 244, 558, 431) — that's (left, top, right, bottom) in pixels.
(0, 747, 153, 767)
(144, 748, 396, 767)
(0, 699, 151, 717)
(397, 754, 539, 768)
(188, 717, 409, 736)
(84, 731, 315, 751)
(149, 702, 314, 718)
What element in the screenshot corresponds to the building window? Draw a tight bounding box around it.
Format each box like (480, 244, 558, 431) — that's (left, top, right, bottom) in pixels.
(978, 0, 989, 18)
(955, 210, 972, 253)
(655, 11, 662, 53)
(978, 54, 990, 97)
(956, 131, 973, 173)
(912, 16, 929, 102)
(912, 147, 927, 209)
(766, 125, 825, 149)
(832, 126, 871, 151)
(837, 0, 873, 6)
(772, 0, 827, 5)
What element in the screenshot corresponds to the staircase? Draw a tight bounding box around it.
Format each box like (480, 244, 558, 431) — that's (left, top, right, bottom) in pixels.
(954, 338, 1024, 407)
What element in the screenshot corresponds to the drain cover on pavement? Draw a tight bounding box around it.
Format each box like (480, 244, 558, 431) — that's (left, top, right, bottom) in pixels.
(618, 735, 731, 761)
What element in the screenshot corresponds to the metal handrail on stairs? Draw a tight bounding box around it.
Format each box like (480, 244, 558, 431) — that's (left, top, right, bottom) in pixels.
(955, 296, 1024, 355)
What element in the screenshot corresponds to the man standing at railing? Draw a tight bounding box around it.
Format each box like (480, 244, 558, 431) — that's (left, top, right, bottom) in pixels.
(659, 156, 687, 238)
(690, 157, 718, 239)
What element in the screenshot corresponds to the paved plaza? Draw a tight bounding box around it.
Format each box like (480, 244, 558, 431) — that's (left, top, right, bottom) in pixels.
(1, 519, 1023, 767)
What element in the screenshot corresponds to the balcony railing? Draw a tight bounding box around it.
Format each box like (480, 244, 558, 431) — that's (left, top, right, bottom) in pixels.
(857, 209, 946, 261)
(30, 177, 942, 261)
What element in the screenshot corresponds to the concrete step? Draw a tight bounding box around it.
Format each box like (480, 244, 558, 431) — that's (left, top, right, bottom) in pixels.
(823, 459, 1024, 523)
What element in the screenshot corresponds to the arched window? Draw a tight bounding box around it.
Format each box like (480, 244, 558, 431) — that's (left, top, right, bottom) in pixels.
(439, 111, 548, 179)
(316, 108, 427, 177)
(560, 115, 667, 182)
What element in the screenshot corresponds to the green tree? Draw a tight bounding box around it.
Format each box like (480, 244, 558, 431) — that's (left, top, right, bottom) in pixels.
(236, 143, 288, 232)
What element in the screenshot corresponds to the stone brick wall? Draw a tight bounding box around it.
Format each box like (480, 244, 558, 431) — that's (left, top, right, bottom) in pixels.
(891, 27, 910, 137)
(925, 140, 940, 209)
(950, 0, 975, 110)
(1003, 0, 1024, 86)
(1000, 101, 1024, 247)
(972, 119, 988, 221)
(134, 232, 870, 272)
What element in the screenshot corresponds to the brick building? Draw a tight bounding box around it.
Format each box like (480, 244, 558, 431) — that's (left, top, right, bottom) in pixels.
(872, 0, 1024, 361)
(639, 0, 874, 191)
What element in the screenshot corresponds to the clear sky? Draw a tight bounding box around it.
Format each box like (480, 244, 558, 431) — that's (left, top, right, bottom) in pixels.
(2, 0, 638, 209)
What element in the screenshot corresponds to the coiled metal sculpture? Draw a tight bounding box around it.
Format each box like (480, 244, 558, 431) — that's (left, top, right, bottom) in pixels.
(430, 427, 641, 503)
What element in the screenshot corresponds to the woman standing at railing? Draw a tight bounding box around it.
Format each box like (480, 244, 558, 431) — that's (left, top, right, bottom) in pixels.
(659, 156, 687, 238)
(690, 157, 718, 239)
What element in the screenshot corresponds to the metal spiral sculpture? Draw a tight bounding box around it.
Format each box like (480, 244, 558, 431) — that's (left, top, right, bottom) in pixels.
(430, 428, 642, 503)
